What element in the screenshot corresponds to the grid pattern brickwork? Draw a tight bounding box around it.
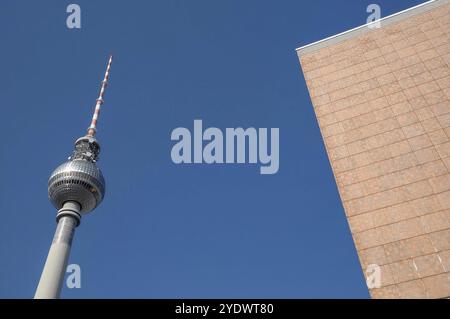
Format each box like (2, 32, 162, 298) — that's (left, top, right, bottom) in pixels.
(299, 3, 450, 298)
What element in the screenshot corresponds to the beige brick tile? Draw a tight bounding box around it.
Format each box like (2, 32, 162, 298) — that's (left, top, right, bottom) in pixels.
(397, 111, 419, 126)
(325, 134, 346, 149)
(436, 142, 450, 158)
(310, 85, 329, 98)
(408, 134, 432, 151)
(429, 229, 450, 251)
(427, 26, 446, 40)
(414, 253, 445, 277)
(355, 224, 396, 249)
(370, 285, 400, 298)
(340, 117, 356, 132)
(414, 147, 440, 164)
(345, 141, 365, 157)
(409, 96, 428, 111)
(373, 64, 392, 78)
(443, 156, 450, 171)
(423, 90, 446, 105)
(373, 107, 395, 122)
(317, 112, 337, 127)
(350, 114, 370, 130)
(391, 152, 418, 171)
(384, 240, 409, 264)
(429, 129, 449, 145)
(399, 77, 417, 91)
(353, 229, 378, 250)
(380, 264, 396, 287)
(369, 118, 400, 137)
(429, 175, 450, 193)
(359, 246, 387, 268)
(414, 41, 431, 54)
(418, 48, 440, 62)
(397, 279, 428, 298)
(388, 140, 412, 157)
(397, 46, 416, 59)
(406, 31, 429, 46)
(407, 62, 427, 76)
(315, 104, 332, 117)
(352, 152, 372, 168)
(403, 235, 437, 258)
(441, 52, 450, 66)
(403, 180, 434, 200)
(384, 201, 418, 224)
(421, 160, 448, 178)
(336, 170, 360, 186)
(413, 71, 434, 86)
(343, 128, 364, 144)
(410, 195, 443, 216)
(393, 217, 426, 241)
(364, 88, 385, 102)
(437, 76, 450, 90)
(381, 82, 403, 96)
(436, 190, 450, 209)
(377, 73, 396, 85)
(418, 81, 441, 95)
(436, 43, 450, 56)
(364, 178, 386, 195)
(390, 259, 419, 283)
(380, 43, 395, 55)
(328, 145, 349, 161)
(420, 20, 440, 32)
(370, 207, 395, 228)
(390, 101, 413, 116)
(393, 68, 411, 81)
(382, 166, 424, 190)
(424, 56, 446, 71)
(437, 113, 450, 128)
(421, 118, 442, 133)
(438, 250, 450, 272)
(445, 127, 450, 139)
(386, 92, 407, 105)
(422, 273, 450, 298)
(359, 79, 380, 92)
(420, 210, 450, 233)
(365, 134, 386, 150)
(415, 106, 435, 121)
(341, 182, 365, 201)
(333, 157, 354, 173)
(334, 106, 356, 122)
(430, 66, 450, 80)
(403, 54, 422, 68)
(369, 57, 387, 69)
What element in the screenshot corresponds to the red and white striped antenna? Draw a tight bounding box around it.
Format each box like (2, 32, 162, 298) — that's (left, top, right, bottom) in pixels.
(87, 55, 113, 137)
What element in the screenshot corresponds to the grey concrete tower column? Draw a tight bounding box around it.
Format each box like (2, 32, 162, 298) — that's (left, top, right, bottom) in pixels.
(34, 201, 81, 299)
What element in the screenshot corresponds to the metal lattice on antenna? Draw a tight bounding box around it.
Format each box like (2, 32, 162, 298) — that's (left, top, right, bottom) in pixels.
(87, 55, 113, 137)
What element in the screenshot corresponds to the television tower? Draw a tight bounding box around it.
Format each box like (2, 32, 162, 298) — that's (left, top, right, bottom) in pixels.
(34, 55, 113, 299)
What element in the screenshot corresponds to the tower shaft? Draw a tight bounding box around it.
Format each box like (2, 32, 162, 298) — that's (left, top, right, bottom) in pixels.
(34, 201, 80, 299)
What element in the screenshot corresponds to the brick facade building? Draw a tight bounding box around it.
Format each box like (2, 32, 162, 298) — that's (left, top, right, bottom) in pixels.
(297, 0, 450, 298)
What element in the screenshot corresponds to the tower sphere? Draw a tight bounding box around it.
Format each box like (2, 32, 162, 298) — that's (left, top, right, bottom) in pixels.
(48, 137, 105, 214)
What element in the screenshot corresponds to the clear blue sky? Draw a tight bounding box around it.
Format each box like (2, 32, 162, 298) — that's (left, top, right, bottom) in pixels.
(0, 0, 426, 298)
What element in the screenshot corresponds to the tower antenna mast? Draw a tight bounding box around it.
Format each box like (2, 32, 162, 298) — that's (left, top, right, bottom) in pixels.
(87, 55, 113, 137)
